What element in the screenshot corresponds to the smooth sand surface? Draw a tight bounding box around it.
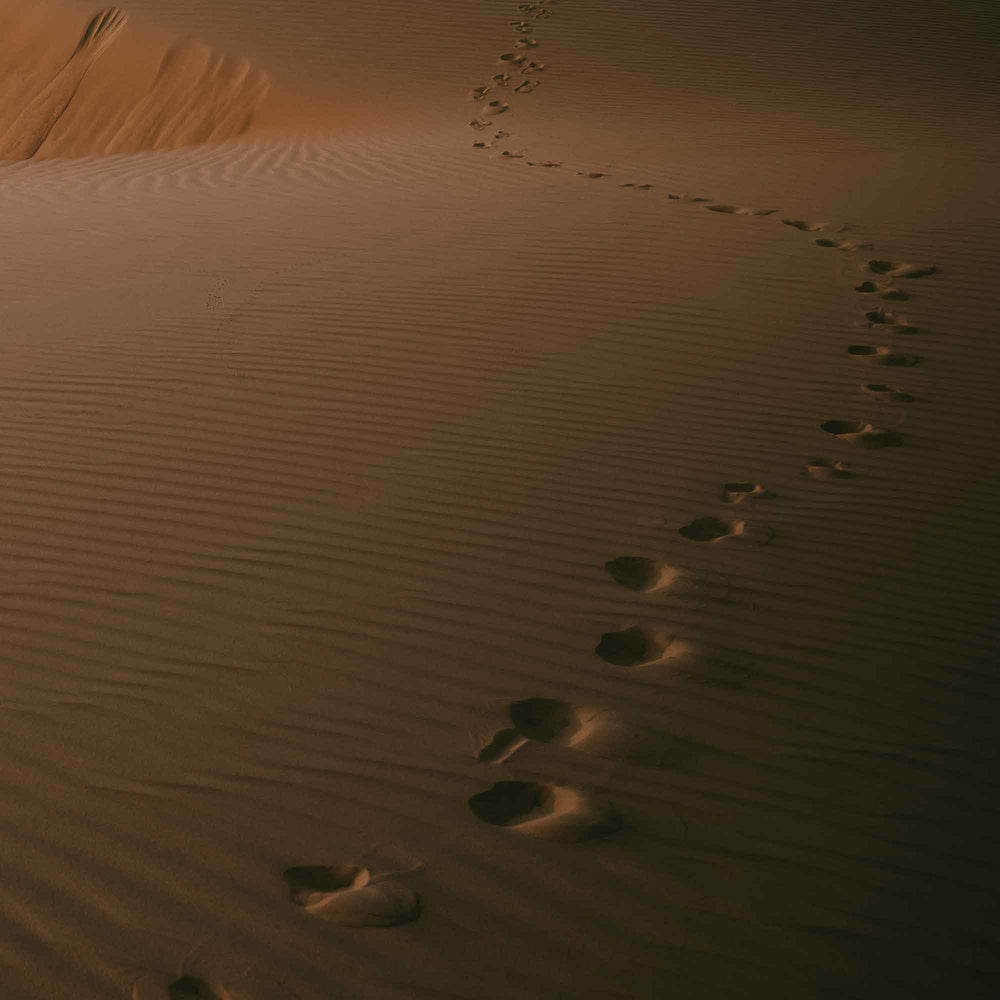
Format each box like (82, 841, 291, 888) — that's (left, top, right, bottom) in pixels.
(1, 0, 999, 997)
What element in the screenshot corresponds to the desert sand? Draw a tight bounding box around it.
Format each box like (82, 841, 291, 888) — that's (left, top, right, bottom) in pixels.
(0, 0, 998, 997)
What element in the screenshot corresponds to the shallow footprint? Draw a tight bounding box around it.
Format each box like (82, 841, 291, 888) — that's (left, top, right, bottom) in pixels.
(678, 516, 744, 542)
(721, 482, 775, 504)
(846, 345, 920, 366)
(706, 204, 776, 216)
(604, 556, 678, 592)
(868, 260, 937, 279)
(282, 865, 419, 926)
(468, 781, 622, 841)
(819, 420, 903, 448)
(803, 457, 852, 479)
(782, 219, 826, 231)
(861, 383, 915, 403)
(815, 238, 873, 250)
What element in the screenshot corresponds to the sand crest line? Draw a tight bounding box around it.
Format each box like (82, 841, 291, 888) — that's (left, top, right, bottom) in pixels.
(465, 0, 942, 847)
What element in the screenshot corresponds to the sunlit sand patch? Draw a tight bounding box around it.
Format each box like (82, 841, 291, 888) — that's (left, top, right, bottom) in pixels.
(468, 781, 622, 841)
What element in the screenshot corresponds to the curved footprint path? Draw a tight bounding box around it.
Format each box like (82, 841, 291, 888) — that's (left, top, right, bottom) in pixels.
(462, 0, 943, 873)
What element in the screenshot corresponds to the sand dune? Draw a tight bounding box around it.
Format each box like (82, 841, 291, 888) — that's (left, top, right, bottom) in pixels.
(0, 0, 998, 997)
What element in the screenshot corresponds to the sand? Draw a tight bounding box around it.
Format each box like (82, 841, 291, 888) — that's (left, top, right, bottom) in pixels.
(0, 0, 998, 997)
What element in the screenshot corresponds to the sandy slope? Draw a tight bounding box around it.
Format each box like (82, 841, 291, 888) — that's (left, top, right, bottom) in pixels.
(0, 0, 998, 998)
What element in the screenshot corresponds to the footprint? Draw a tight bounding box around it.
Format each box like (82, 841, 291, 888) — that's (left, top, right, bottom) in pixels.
(491, 72, 511, 87)
(167, 980, 225, 1000)
(861, 383, 915, 403)
(482, 100, 509, 116)
(706, 205, 777, 216)
(864, 308, 917, 333)
(802, 457, 852, 480)
(282, 865, 419, 926)
(620, 182, 654, 189)
(815, 238, 873, 250)
(721, 482, 775, 504)
(498, 52, 526, 66)
(500, 150, 525, 158)
(578, 171, 606, 178)
(468, 781, 622, 841)
(678, 516, 744, 542)
(868, 260, 937, 278)
(476, 698, 664, 764)
(526, 159, 561, 167)
(604, 556, 678, 592)
(469, 86, 490, 101)
(520, 61, 546, 74)
(846, 345, 920, 366)
(469, 119, 490, 130)
(595, 626, 684, 667)
(819, 420, 903, 448)
(667, 194, 712, 202)
(782, 219, 826, 231)
(513, 79, 540, 93)
(514, 37, 539, 48)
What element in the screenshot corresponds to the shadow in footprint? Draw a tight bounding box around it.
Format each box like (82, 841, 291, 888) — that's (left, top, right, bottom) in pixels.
(721, 482, 775, 504)
(604, 556, 678, 592)
(282, 865, 419, 926)
(820, 420, 903, 448)
(803, 458, 852, 480)
(468, 781, 622, 841)
(869, 260, 937, 279)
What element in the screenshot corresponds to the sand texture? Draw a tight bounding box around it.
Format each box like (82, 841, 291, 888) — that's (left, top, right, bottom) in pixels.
(0, 0, 999, 997)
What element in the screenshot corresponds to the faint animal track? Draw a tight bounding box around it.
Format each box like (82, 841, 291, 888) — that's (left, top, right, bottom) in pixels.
(721, 482, 775, 504)
(604, 556, 679, 592)
(706, 205, 776, 216)
(595, 626, 686, 667)
(282, 865, 419, 926)
(803, 458, 852, 479)
(868, 260, 937, 279)
(814, 238, 873, 250)
(678, 516, 744, 542)
(819, 420, 903, 448)
(861, 383, 915, 403)
(468, 781, 622, 841)
(846, 345, 920, 366)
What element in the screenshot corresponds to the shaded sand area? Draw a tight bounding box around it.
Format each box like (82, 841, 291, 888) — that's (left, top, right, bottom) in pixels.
(1, 0, 999, 997)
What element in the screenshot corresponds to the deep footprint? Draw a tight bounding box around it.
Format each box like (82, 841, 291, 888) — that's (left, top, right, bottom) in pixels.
(815, 238, 873, 250)
(868, 260, 937, 278)
(678, 516, 744, 542)
(595, 626, 676, 667)
(468, 781, 622, 841)
(819, 420, 903, 448)
(282, 865, 419, 926)
(604, 556, 678, 592)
